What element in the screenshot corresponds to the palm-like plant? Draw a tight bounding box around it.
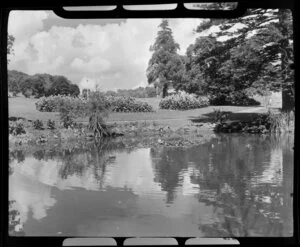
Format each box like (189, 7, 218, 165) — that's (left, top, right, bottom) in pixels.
(85, 92, 111, 138)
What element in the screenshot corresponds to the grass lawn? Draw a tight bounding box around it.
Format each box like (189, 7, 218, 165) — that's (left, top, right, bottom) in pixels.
(8, 94, 281, 128)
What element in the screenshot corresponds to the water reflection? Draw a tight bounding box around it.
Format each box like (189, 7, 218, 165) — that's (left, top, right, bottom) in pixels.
(9, 135, 293, 237)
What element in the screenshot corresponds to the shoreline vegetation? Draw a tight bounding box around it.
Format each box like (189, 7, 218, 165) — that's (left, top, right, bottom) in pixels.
(9, 93, 294, 150)
(9, 117, 218, 148)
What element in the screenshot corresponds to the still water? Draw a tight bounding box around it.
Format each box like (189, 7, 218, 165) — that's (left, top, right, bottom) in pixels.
(9, 134, 293, 237)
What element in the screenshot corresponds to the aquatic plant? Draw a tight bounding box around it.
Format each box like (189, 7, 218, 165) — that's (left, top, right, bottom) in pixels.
(268, 110, 294, 133)
(85, 92, 110, 138)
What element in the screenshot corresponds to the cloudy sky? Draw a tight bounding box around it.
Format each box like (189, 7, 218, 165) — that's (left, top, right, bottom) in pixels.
(8, 11, 206, 91)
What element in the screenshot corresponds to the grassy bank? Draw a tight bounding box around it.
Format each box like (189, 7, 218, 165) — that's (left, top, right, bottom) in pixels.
(9, 96, 264, 129)
(8, 94, 287, 148)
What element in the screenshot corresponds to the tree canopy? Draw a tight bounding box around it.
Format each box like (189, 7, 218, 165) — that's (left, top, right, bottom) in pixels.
(182, 8, 294, 109)
(7, 35, 15, 64)
(147, 20, 185, 98)
(8, 70, 80, 98)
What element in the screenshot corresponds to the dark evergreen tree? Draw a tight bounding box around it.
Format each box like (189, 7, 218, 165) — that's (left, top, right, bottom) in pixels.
(147, 20, 185, 98)
(184, 8, 294, 109)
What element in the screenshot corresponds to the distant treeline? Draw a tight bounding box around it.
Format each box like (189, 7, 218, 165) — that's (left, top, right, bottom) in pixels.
(8, 70, 80, 98)
(9, 70, 157, 99)
(102, 87, 157, 98)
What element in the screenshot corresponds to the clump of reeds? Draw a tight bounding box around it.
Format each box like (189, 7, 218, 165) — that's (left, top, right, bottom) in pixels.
(268, 110, 294, 134)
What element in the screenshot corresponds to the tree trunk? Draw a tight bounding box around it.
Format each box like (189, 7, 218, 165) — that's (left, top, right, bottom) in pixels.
(162, 84, 168, 98)
(279, 9, 294, 112)
(282, 89, 294, 112)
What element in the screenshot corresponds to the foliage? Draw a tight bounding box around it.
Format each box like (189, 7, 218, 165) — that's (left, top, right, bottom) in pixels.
(35, 95, 86, 112)
(8, 70, 80, 98)
(32, 120, 44, 130)
(183, 8, 294, 109)
(47, 119, 55, 130)
(9, 121, 26, 136)
(159, 92, 209, 110)
(214, 115, 270, 134)
(107, 96, 154, 112)
(8, 70, 29, 96)
(209, 92, 260, 106)
(212, 109, 230, 123)
(268, 110, 294, 133)
(147, 20, 185, 97)
(57, 96, 86, 129)
(104, 87, 157, 98)
(36, 94, 153, 113)
(84, 92, 110, 138)
(7, 35, 15, 64)
(214, 110, 294, 134)
(46, 76, 80, 97)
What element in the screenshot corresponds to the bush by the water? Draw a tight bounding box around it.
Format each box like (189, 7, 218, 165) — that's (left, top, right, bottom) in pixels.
(107, 96, 154, 112)
(32, 119, 44, 130)
(9, 121, 26, 136)
(159, 92, 209, 110)
(268, 110, 294, 133)
(214, 110, 294, 134)
(209, 92, 260, 106)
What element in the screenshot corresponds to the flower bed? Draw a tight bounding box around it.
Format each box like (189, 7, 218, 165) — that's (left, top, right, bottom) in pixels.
(159, 92, 209, 110)
(35, 95, 154, 113)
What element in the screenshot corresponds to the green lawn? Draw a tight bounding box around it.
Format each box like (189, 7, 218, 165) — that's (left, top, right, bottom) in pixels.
(9, 96, 270, 128)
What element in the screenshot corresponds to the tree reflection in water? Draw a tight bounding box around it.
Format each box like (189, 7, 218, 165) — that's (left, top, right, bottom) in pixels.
(8, 134, 293, 237)
(150, 148, 189, 204)
(9, 200, 25, 236)
(150, 134, 293, 236)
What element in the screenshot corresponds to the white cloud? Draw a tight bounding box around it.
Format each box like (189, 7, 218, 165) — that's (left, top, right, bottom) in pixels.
(8, 11, 202, 90)
(70, 57, 111, 73)
(169, 19, 201, 55)
(8, 11, 49, 43)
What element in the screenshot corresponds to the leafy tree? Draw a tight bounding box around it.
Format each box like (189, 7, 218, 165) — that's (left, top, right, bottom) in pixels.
(9, 70, 80, 98)
(8, 70, 29, 96)
(147, 20, 185, 98)
(47, 75, 80, 96)
(7, 35, 15, 64)
(186, 8, 294, 110)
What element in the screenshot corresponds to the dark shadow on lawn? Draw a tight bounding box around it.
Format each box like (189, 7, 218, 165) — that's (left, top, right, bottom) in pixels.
(189, 111, 268, 124)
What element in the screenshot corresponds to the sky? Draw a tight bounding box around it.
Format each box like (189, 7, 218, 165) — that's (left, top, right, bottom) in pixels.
(8, 11, 206, 91)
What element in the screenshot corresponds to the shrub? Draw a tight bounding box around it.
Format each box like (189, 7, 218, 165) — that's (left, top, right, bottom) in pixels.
(159, 92, 209, 110)
(106, 96, 154, 112)
(36, 94, 154, 113)
(84, 92, 110, 137)
(47, 119, 55, 130)
(214, 111, 295, 134)
(209, 92, 260, 106)
(58, 100, 77, 129)
(32, 120, 44, 130)
(268, 110, 294, 133)
(9, 121, 26, 136)
(61, 115, 75, 129)
(212, 109, 230, 123)
(35, 95, 86, 112)
(214, 115, 270, 134)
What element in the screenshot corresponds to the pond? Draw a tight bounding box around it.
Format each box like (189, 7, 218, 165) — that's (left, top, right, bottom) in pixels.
(9, 134, 294, 237)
